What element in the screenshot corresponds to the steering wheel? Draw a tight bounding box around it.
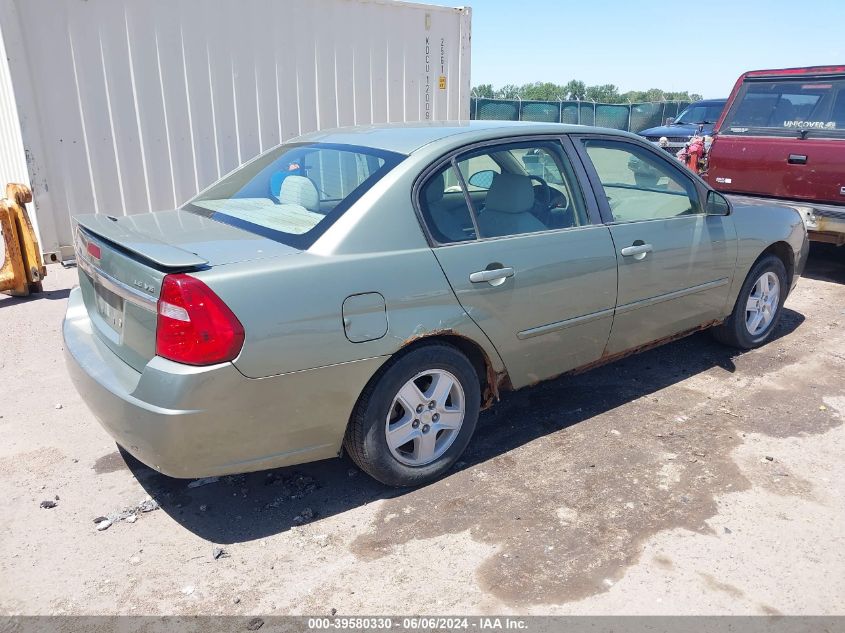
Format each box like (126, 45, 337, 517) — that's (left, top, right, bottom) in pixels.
(528, 175, 551, 207)
(529, 175, 575, 228)
(528, 175, 552, 224)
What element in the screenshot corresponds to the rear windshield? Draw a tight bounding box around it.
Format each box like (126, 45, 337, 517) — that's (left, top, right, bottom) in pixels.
(183, 143, 404, 248)
(674, 102, 725, 125)
(720, 76, 845, 138)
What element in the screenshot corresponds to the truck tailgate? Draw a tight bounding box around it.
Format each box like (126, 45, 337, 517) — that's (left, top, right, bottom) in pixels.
(708, 135, 845, 205)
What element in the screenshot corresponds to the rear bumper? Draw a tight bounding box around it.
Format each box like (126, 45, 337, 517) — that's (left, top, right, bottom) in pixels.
(63, 286, 386, 478)
(728, 195, 845, 245)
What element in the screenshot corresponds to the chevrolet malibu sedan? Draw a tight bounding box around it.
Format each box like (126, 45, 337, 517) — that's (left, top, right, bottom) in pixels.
(64, 121, 808, 487)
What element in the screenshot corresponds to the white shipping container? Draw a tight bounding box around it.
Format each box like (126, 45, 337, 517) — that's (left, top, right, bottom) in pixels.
(0, 0, 472, 262)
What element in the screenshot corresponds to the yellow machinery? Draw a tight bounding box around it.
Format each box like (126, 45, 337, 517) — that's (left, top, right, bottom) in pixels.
(0, 184, 46, 297)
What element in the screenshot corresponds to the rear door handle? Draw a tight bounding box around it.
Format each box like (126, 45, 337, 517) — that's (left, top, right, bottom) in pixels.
(788, 154, 807, 165)
(620, 244, 653, 259)
(469, 267, 514, 285)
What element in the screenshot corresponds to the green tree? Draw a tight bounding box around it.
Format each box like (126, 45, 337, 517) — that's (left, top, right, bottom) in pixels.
(519, 82, 563, 101)
(472, 83, 495, 98)
(664, 91, 700, 102)
(562, 80, 587, 100)
(495, 84, 521, 99)
(585, 84, 620, 103)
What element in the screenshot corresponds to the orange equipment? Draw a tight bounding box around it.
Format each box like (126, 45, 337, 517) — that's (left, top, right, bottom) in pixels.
(0, 183, 46, 297)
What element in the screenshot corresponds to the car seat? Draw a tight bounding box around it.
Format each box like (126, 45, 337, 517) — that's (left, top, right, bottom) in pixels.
(424, 172, 470, 242)
(277, 175, 320, 211)
(477, 173, 546, 237)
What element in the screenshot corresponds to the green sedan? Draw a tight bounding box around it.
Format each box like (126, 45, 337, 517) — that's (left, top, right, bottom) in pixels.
(63, 122, 809, 486)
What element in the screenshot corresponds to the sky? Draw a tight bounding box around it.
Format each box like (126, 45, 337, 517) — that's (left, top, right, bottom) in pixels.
(429, 0, 845, 98)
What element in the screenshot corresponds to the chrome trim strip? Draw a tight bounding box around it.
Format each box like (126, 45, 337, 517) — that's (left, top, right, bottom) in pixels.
(77, 255, 158, 312)
(615, 277, 729, 316)
(517, 307, 615, 340)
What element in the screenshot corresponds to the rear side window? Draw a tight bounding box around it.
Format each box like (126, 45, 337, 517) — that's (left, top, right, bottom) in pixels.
(419, 164, 477, 243)
(721, 76, 845, 138)
(418, 140, 589, 243)
(183, 143, 403, 249)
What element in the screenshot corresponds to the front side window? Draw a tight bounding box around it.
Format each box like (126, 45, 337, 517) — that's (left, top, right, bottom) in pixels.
(721, 77, 845, 138)
(582, 139, 700, 223)
(183, 143, 403, 248)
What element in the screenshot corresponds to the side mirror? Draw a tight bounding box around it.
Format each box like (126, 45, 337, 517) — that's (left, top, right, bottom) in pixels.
(706, 190, 731, 216)
(467, 170, 495, 190)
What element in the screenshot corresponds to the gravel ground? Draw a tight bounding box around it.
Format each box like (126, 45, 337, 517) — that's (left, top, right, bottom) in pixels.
(1, 245, 843, 616)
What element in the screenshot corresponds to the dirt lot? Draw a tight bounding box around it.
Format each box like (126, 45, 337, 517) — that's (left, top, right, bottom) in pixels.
(1, 246, 844, 616)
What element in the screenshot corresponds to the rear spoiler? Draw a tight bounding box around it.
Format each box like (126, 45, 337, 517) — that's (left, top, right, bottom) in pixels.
(74, 214, 208, 269)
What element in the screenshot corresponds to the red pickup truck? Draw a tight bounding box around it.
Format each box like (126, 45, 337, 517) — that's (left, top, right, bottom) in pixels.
(704, 65, 845, 245)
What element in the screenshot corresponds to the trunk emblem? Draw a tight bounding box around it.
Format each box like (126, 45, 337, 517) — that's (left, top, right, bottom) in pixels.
(133, 280, 156, 294)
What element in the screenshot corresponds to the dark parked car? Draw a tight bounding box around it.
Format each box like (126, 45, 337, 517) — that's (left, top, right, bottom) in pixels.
(704, 65, 845, 245)
(639, 99, 727, 152)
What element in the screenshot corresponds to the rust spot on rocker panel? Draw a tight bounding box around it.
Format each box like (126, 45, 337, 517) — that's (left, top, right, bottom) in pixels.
(399, 320, 724, 409)
(566, 320, 724, 378)
(516, 320, 724, 389)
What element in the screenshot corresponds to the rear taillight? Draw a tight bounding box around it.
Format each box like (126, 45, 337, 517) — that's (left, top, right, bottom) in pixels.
(155, 274, 244, 366)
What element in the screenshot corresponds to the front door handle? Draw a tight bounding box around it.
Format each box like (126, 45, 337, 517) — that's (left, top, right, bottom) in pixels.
(788, 154, 807, 165)
(620, 243, 653, 260)
(469, 267, 514, 285)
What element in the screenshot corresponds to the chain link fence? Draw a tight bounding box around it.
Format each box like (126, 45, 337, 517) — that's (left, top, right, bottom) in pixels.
(470, 97, 690, 134)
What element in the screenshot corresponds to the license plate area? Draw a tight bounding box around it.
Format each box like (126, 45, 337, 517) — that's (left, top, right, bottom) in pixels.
(94, 283, 125, 336)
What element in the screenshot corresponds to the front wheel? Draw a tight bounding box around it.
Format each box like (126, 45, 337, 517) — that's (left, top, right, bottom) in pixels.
(712, 254, 788, 349)
(344, 343, 480, 487)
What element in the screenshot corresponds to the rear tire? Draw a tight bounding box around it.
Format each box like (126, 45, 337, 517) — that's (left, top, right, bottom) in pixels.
(712, 254, 788, 349)
(344, 343, 480, 487)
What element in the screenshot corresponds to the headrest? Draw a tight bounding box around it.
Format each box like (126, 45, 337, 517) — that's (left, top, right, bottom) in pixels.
(483, 173, 535, 214)
(425, 172, 445, 205)
(278, 175, 319, 210)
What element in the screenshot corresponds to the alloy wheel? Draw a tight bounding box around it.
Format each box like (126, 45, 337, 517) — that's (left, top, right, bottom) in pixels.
(384, 369, 465, 467)
(745, 271, 780, 336)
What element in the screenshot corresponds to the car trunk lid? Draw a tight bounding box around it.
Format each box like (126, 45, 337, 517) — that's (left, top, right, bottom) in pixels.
(73, 210, 299, 372)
